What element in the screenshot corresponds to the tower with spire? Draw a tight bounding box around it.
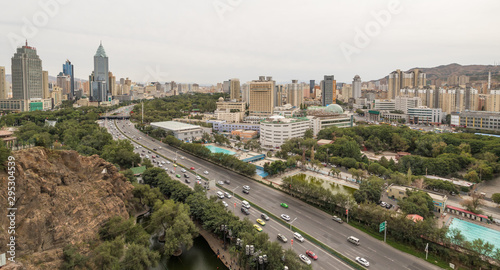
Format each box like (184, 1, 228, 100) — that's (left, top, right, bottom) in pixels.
(89, 41, 109, 102)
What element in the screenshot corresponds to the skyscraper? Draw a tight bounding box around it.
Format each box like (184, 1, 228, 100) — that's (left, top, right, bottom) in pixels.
(57, 72, 71, 97)
(11, 42, 43, 101)
(321, 75, 336, 106)
(62, 60, 74, 99)
(90, 42, 109, 102)
(309, 80, 315, 94)
(230, 78, 241, 101)
(0, 66, 6, 99)
(42, 70, 49, 99)
(249, 76, 275, 117)
(353, 75, 361, 100)
(287, 80, 303, 107)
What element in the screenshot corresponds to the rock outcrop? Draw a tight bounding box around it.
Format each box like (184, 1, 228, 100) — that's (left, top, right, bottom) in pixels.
(0, 147, 135, 269)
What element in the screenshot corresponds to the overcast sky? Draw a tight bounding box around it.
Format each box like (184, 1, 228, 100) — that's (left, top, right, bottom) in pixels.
(1, 0, 499, 85)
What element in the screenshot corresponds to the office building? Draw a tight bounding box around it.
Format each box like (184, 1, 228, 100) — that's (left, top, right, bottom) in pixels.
(230, 78, 241, 101)
(307, 104, 353, 135)
(42, 70, 49, 99)
(353, 75, 361, 100)
(275, 84, 284, 107)
(395, 96, 421, 113)
(223, 80, 230, 93)
(260, 115, 311, 148)
(249, 76, 275, 117)
(11, 41, 43, 102)
(215, 96, 246, 123)
(109, 71, 117, 96)
(486, 90, 500, 112)
(321, 75, 336, 106)
(286, 80, 303, 108)
(89, 42, 109, 102)
(57, 72, 71, 98)
(241, 83, 250, 104)
(0, 66, 6, 99)
(309, 80, 315, 94)
(407, 106, 442, 124)
(151, 121, 211, 141)
(62, 60, 74, 99)
(451, 111, 500, 131)
(373, 99, 396, 111)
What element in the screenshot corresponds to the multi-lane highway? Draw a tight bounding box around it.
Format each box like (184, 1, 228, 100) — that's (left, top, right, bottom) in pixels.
(104, 106, 442, 270)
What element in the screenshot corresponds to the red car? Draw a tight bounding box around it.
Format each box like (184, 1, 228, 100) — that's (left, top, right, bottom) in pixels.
(306, 250, 318, 260)
(190, 167, 195, 170)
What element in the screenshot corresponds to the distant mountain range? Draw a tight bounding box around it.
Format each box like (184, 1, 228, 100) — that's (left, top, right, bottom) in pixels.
(377, 63, 500, 83)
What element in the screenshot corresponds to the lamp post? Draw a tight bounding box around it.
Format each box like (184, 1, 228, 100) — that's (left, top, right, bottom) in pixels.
(175, 150, 179, 162)
(289, 217, 297, 231)
(232, 186, 240, 198)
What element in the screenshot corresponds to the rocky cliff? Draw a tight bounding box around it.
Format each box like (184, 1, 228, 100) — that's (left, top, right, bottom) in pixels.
(0, 147, 135, 269)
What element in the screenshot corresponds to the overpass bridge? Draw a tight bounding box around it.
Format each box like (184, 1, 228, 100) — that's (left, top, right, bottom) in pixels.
(99, 115, 131, 120)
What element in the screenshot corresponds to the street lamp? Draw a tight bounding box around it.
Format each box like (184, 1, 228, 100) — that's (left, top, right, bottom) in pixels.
(289, 217, 297, 231)
(232, 186, 240, 198)
(175, 150, 179, 162)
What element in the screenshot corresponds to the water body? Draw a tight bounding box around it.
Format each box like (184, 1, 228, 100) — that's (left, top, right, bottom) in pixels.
(296, 173, 356, 195)
(151, 236, 228, 270)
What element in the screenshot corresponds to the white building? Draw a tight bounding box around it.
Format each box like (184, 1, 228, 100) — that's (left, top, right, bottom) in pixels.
(373, 99, 396, 111)
(151, 121, 211, 141)
(407, 106, 442, 124)
(395, 96, 421, 113)
(260, 115, 311, 148)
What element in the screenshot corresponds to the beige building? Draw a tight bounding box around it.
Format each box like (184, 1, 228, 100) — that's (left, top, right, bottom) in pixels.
(109, 72, 117, 96)
(388, 69, 426, 99)
(249, 76, 275, 117)
(0, 66, 6, 99)
(286, 80, 304, 108)
(486, 90, 500, 112)
(42, 70, 49, 99)
(57, 73, 71, 97)
(451, 111, 500, 131)
(230, 78, 241, 101)
(51, 86, 63, 107)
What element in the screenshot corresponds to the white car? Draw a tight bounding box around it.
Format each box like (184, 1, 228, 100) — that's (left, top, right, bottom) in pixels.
(224, 192, 232, 199)
(196, 175, 201, 180)
(217, 181, 225, 185)
(159, 164, 163, 167)
(203, 171, 209, 175)
(243, 185, 250, 190)
(222, 201, 228, 207)
(294, 232, 305, 243)
(181, 169, 186, 173)
(161, 161, 166, 164)
(166, 161, 171, 164)
(356, 257, 369, 267)
(299, 254, 311, 265)
(281, 214, 291, 221)
(181, 157, 185, 160)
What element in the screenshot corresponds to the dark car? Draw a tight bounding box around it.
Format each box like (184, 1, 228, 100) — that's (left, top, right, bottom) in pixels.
(184, 174, 190, 178)
(242, 189, 249, 194)
(241, 208, 250, 215)
(185, 178, 191, 183)
(261, 213, 270, 221)
(224, 179, 231, 185)
(153, 148, 157, 151)
(386, 203, 393, 209)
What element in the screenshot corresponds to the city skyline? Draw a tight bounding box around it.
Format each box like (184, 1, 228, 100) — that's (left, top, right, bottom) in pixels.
(1, 1, 499, 84)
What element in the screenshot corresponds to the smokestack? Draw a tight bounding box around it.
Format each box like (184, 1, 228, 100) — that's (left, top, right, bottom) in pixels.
(266, 76, 272, 81)
(259, 76, 265, 81)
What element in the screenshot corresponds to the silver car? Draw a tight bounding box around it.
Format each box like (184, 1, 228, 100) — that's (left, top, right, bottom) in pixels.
(356, 257, 369, 267)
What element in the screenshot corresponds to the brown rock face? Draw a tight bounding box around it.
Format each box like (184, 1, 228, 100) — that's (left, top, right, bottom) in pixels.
(0, 147, 135, 269)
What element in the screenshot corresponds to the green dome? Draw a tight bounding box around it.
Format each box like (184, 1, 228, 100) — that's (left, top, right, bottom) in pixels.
(325, 104, 343, 114)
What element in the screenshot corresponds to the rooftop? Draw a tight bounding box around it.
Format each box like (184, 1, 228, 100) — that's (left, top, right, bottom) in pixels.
(151, 121, 201, 131)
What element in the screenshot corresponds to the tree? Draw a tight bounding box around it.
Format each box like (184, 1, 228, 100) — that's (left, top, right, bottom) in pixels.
(148, 200, 198, 256)
(141, 158, 154, 169)
(92, 238, 124, 270)
(119, 243, 160, 270)
(304, 128, 314, 139)
(353, 176, 384, 204)
(398, 189, 435, 218)
(0, 141, 11, 171)
(122, 169, 137, 183)
(142, 167, 167, 187)
(101, 140, 141, 169)
(201, 132, 211, 142)
(464, 170, 479, 183)
(61, 244, 88, 270)
(391, 133, 409, 152)
(492, 193, 500, 205)
(461, 192, 484, 214)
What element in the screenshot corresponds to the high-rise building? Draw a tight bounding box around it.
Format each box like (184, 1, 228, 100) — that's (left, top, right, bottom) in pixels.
(42, 70, 49, 99)
(11, 42, 43, 101)
(90, 42, 109, 102)
(275, 84, 284, 107)
(388, 69, 426, 99)
(388, 69, 401, 99)
(223, 81, 230, 93)
(286, 80, 303, 108)
(321, 75, 336, 106)
(230, 78, 241, 101)
(241, 83, 250, 105)
(249, 76, 275, 117)
(57, 72, 71, 97)
(0, 66, 6, 99)
(309, 80, 315, 94)
(109, 71, 117, 96)
(62, 60, 74, 99)
(353, 75, 361, 100)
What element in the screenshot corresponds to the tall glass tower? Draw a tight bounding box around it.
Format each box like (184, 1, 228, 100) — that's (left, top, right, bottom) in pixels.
(63, 60, 74, 99)
(90, 42, 109, 102)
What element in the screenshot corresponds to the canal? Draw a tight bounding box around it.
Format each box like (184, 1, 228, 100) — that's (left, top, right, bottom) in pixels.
(150, 236, 229, 270)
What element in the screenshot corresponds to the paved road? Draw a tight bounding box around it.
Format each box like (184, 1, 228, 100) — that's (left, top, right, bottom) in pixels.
(105, 106, 442, 270)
